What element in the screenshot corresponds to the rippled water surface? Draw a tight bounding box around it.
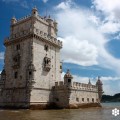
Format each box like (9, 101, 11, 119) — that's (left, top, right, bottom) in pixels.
(0, 103, 120, 120)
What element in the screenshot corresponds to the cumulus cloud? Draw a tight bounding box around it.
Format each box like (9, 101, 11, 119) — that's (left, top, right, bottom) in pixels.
(101, 76, 120, 81)
(55, 0, 71, 10)
(92, 0, 120, 19)
(54, 1, 120, 75)
(55, 2, 103, 66)
(59, 37, 98, 66)
(0, 52, 4, 60)
(92, 0, 120, 34)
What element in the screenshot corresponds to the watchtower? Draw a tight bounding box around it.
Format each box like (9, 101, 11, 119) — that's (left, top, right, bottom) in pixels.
(2, 7, 62, 108)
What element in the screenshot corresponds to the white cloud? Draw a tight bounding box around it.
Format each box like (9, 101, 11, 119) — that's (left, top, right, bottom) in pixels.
(59, 37, 98, 66)
(92, 0, 120, 19)
(55, 3, 103, 66)
(55, 1, 120, 75)
(101, 76, 120, 81)
(92, 0, 120, 34)
(0, 52, 4, 60)
(55, 1, 71, 10)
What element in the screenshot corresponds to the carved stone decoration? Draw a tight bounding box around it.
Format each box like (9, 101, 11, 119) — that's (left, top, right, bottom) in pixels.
(12, 54, 21, 69)
(27, 63, 35, 80)
(26, 62, 36, 89)
(43, 56, 51, 72)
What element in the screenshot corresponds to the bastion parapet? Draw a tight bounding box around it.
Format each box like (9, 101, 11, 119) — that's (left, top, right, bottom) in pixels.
(54, 81, 97, 92)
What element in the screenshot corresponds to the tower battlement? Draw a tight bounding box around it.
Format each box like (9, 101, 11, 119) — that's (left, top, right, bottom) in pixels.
(4, 28, 62, 48)
(54, 81, 97, 92)
(5, 7, 62, 48)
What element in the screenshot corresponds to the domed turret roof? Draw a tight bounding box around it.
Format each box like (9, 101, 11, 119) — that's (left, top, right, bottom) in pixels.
(64, 69, 73, 78)
(11, 16, 16, 20)
(32, 6, 38, 11)
(88, 79, 91, 85)
(96, 76, 103, 85)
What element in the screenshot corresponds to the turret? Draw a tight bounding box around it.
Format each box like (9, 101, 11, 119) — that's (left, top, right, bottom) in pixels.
(53, 20, 58, 35)
(64, 69, 73, 87)
(1, 68, 6, 81)
(88, 79, 91, 85)
(32, 6, 38, 17)
(96, 76, 103, 102)
(11, 16, 17, 25)
(46, 15, 54, 36)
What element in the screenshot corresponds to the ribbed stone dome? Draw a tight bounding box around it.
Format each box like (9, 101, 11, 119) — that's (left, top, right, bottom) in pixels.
(96, 77, 103, 85)
(64, 69, 73, 78)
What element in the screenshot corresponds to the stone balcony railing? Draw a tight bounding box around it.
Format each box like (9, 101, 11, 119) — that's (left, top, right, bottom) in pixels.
(4, 28, 62, 47)
(54, 81, 97, 92)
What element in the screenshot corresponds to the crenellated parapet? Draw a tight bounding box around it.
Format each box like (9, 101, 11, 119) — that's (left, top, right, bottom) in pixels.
(54, 81, 97, 92)
(72, 82, 97, 91)
(54, 69, 98, 92)
(4, 28, 62, 48)
(4, 7, 62, 48)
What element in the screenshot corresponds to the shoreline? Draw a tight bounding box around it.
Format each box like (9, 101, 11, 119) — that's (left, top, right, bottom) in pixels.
(0, 103, 102, 110)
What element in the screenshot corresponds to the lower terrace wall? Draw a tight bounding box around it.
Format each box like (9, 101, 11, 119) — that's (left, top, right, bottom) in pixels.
(69, 89, 99, 107)
(54, 81, 100, 108)
(0, 88, 30, 108)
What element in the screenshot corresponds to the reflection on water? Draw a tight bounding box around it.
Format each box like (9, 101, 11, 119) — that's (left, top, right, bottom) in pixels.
(0, 103, 120, 120)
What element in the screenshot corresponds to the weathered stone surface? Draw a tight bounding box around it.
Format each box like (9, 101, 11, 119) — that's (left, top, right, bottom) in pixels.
(0, 8, 103, 109)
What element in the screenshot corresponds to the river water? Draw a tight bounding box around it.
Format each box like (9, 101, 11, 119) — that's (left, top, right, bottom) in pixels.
(0, 103, 120, 120)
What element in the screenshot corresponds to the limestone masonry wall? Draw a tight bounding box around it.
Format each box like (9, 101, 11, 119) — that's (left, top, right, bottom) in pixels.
(0, 7, 103, 109)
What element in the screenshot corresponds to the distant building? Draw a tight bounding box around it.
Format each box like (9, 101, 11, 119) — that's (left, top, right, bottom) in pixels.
(0, 7, 103, 109)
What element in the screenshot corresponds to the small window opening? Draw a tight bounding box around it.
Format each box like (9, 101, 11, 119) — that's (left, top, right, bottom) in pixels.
(82, 98, 84, 102)
(55, 98, 59, 102)
(29, 71, 32, 75)
(44, 45, 48, 51)
(14, 72, 18, 79)
(76, 98, 79, 102)
(60, 65, 62, 69)
(16, 44, 20, 50)
(68, 79, 71, 83)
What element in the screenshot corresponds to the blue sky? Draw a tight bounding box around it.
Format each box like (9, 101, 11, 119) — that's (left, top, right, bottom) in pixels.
(0, 0, 120, 95)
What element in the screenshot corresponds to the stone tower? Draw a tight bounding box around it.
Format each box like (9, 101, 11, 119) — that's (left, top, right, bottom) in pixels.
(64, 69, 73, 87)
(2, 7, 62, 108)
(96, 77, 103, 102)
